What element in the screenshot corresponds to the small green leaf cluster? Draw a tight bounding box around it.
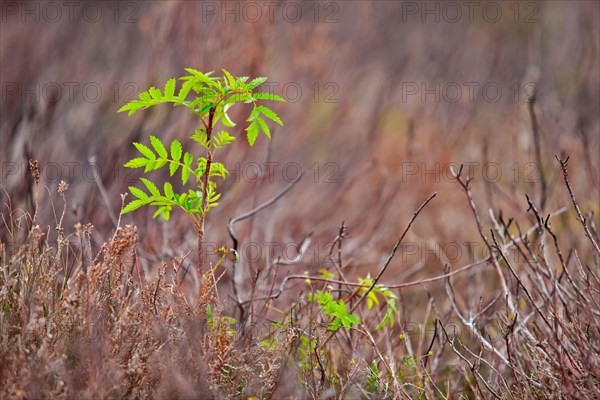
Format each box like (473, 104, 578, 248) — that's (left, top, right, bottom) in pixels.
(307, 290, 360, 331)
(365, 361, 381, 393)
(206, 304, 237, 338)
(357, 275, 399, 330)
(121, 135, 221, 219)
(118, 69, 285, 224)
(298, 335, 320, 373)
(396, 352, 434, 385)
(311, 271, 398, 332)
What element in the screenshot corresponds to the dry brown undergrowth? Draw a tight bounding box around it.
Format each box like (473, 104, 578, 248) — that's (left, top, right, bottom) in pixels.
(1, 158, 599, 399)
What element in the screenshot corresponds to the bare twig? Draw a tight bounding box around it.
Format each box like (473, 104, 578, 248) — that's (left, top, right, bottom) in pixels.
(89, 155, 118, 227)
(350, 192, 437, 314)
(438, 321, 502, 399)
(555, 156, 600, 256)
(228, 171, 304, 319)
(451, 165, 517, 318)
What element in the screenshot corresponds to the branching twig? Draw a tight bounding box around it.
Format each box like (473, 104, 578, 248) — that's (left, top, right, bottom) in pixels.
(89, 155, 118, 227)
(218, 205, 568, 307)
(452, 165, 517, 318)
(350, 192, 437, 314)
(438, 321, 502, 399)
(556, 156, 600, 256)
(228, 171, 304, 319)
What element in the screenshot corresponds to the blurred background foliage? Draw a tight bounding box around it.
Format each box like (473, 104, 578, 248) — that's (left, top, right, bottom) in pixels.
(1, 0, 598, 291)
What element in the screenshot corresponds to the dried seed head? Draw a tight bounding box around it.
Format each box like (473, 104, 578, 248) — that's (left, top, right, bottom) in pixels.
(84, 223, 94, 238)
(110, 225, 138, 256)
(58, 180, 69, 196)
(29, 159, 40, 184)
(31, 224, 45, 245)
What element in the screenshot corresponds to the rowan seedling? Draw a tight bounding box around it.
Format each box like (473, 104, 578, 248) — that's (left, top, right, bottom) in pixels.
(118, 68, 285, 271)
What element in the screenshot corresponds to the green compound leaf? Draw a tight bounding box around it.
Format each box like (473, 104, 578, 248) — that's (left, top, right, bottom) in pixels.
(256, 105, 283, 125)
(150, 136, 168, 158)
(209, 162, 228, 178)
(149, 87, 162, 100)
(191, 129, 209, 148)
(164, 78, 176, 98)
(152, 205, 172, 221)
(214, 130, 236, 148)
(133, 142, 155, 160)
(153, 207, 164, 219)
(140, 177, 160, 197)
(128, 186, 148, 200)
(118, 100, 145, 116)
(247, 106, 260, 122)
(163, 182, 174, 199)
(252, 92, 286, 102)
(246, 120, 259, 147)
(145, 159, 166, 172)
(139, 91, 151, 102)
(256, 117, 271, 139)
(195, 157, 207, 178)
(182, 152, 194, 185)
(118, 68, 285, 221)
(124, 157, 148, 168)
(183, 68, 213, 83)
(178, 81, 193, 101)
(169, 161, 179, 176)
(122, 199, 146, 214)
(248, 77, 267, 90)
(222, 69, 236, 89)
(170, 140, 182, 161)
(198, 102, 214, 117)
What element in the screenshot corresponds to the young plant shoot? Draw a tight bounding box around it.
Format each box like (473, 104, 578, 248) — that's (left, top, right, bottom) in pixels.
(118, 69, 285, 272)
